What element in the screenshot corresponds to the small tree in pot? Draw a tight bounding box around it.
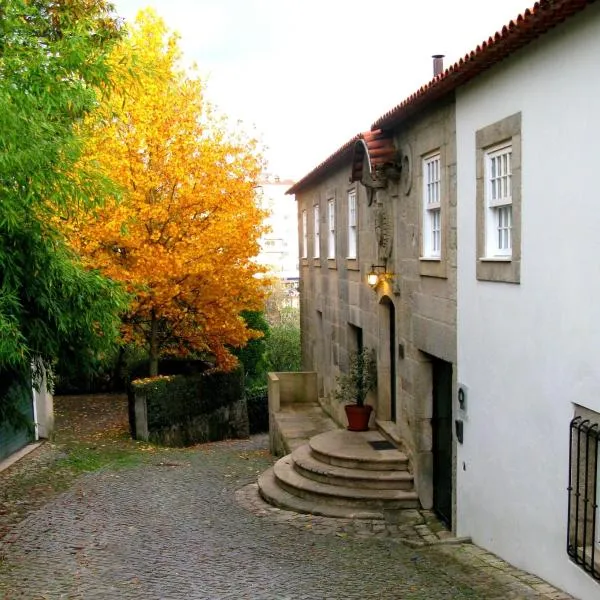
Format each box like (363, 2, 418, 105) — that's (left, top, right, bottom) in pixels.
(334, 347, 377, 431)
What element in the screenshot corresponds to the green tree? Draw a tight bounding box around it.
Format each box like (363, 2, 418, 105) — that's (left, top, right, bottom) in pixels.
(0, 0, 127, 425)
(233, 311, 270, 388)
(266, 323, 301, 372)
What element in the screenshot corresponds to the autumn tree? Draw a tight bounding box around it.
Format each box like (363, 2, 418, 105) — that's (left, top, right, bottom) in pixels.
(0, 0, 128, 424)
(65, 10, 269, 376)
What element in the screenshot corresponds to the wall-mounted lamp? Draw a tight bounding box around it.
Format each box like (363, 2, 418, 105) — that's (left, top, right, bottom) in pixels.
(367, 264, 390, 288)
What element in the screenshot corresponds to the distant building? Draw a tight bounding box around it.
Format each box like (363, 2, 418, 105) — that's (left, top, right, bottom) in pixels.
(256, 176, 299, 292)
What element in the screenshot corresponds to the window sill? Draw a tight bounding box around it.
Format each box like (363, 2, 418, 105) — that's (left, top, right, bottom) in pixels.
(313, 258, 321, 267)
(419, 256, 441, 262)
(479, 256, 512, 262)
(327, 259, 337, 270)
(346, 258, 359, 271)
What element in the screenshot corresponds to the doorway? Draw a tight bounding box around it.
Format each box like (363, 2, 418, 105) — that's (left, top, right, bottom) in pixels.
(378, 296, 396, 422)
(431, 357, 453, 527)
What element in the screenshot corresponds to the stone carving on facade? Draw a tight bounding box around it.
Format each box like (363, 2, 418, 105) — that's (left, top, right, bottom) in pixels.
(351, 134, 403, 263)
(374, 194, 393, 261)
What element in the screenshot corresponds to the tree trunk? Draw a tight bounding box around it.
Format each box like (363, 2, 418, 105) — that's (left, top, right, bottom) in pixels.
(149, 310, 159, 377)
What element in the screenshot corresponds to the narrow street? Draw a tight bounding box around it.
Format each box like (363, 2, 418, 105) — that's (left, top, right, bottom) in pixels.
(0, 395, 571, 600)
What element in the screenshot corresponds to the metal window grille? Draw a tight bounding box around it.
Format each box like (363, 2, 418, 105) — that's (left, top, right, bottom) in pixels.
(567, 416, 600, 581)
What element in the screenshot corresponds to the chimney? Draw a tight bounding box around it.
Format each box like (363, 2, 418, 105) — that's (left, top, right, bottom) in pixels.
(432, 54, 445, 77)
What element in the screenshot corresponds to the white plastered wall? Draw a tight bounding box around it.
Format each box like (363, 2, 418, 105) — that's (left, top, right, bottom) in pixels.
(456, 6, 600, 599)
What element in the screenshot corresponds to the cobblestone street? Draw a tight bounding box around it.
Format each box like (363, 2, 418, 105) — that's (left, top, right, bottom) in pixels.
(0, 396, 573, 599)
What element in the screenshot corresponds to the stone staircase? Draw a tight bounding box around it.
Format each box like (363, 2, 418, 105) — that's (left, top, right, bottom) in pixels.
(258, 429, 420, 519)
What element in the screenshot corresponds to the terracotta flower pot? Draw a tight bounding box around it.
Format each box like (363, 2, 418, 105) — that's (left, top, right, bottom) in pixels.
(345, 404, 373, 432)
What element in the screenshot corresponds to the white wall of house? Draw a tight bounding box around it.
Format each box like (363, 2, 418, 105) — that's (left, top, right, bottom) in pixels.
(33, 369, 54, 440)
(456, 6, 600, 599)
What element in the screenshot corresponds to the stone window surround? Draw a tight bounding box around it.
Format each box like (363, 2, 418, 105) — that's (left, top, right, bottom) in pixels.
(301, 208, 308, 260)
(418, 142, 447, 279)
(421, 150, 442, 260)
(476, 112, 521, 284)
(326, 189, 337, 269)
(313, 199, 321, 261)
(346, 183, 359, 271)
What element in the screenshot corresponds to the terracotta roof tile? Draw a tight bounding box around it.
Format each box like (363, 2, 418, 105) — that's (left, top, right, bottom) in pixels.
(286, 134, 361, 195)
(288, 0, 595, 195)
(372, 0, 594, 130)
(350, 130, 397, 183)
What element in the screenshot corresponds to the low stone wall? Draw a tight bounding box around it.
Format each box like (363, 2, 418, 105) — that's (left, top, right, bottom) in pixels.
(268, 371, 337, 455)
(131, 369, 249, 447)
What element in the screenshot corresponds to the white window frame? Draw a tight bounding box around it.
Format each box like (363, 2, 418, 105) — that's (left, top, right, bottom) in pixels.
(301, 209, 307, 259)
(327, 199, 335, 259)
(485, 143, 513, 258)
(347, 189, 357, 259)
(313, 204, 320, 258)
(422, 152, 441, 258)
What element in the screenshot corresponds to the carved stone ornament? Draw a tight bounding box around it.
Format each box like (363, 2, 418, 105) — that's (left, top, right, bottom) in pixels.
(374, 200, 393, 261)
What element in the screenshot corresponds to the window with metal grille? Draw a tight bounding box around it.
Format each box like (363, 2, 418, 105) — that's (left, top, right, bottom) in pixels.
(567, 415, 600, 581)
(327, 199, 335, 259)
(485, 144, 512, 257)
(301, 209, 307, 259)
(422, 153, 441, 258)
(313, 204, 320, 258)
(347, 189, 357, 259)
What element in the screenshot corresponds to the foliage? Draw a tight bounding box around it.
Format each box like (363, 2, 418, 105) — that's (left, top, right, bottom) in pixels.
(130, 367, 246, 446)
(266, 323, 301, 372)
(63, 9, 269, 376)
(0, 0, 128, 425)
(246, 385, 268, 434)
(233, 311, 270, 387)
(334, 348, 377, 407)
(264, 279, 300, 326)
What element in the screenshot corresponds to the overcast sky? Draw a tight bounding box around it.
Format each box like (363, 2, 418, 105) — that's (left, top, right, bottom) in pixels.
(113, 0, 533, 180)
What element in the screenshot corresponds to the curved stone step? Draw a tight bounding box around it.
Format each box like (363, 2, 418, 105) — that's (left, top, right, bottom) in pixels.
(310, 430, 409, 471)
(292, 444, 414, 490)
(257, 467, 384, 519)
(273, 455, 419, 510)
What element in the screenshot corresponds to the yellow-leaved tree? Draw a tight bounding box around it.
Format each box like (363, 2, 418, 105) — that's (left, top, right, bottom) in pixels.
(65, 9, 269, 375)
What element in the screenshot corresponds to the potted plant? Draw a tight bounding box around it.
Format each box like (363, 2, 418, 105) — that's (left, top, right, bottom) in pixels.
(334, 347, 377, 431)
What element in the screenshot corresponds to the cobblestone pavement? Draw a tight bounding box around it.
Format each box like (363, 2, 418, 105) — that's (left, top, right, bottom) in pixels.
(0, 434, 574, 600)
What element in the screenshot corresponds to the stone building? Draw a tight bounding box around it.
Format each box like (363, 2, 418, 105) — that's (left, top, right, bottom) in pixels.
(288, 90, 457, 526)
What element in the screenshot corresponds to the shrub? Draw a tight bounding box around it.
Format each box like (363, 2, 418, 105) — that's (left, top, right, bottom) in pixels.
(129, 367, 247, 446)
(232, 310, 270, 388)
(266, 322, 301, 372)
(246, 385, 268, 434)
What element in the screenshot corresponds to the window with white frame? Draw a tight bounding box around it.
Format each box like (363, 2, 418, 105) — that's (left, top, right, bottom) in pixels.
(422, 153, 441, 258)
(313, 204, 320, 258)
(327, 199, 335, 259)
(347, 189, 357, 259)
(485, 143, 512, 257)
(301, 209, 307, 258)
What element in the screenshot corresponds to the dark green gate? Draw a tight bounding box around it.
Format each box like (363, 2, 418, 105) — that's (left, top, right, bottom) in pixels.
(0, 374, 35, 462)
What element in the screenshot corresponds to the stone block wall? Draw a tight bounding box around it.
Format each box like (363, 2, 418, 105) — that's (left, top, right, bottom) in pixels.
(131, 370, 249, 447)
(295, 98, 458, 514)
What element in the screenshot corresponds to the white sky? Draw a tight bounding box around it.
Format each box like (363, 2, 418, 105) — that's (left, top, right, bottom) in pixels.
(113, 0, 533, 180)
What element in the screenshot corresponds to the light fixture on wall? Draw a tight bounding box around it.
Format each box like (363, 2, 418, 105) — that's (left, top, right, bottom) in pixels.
(367, 264, 391, 288)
